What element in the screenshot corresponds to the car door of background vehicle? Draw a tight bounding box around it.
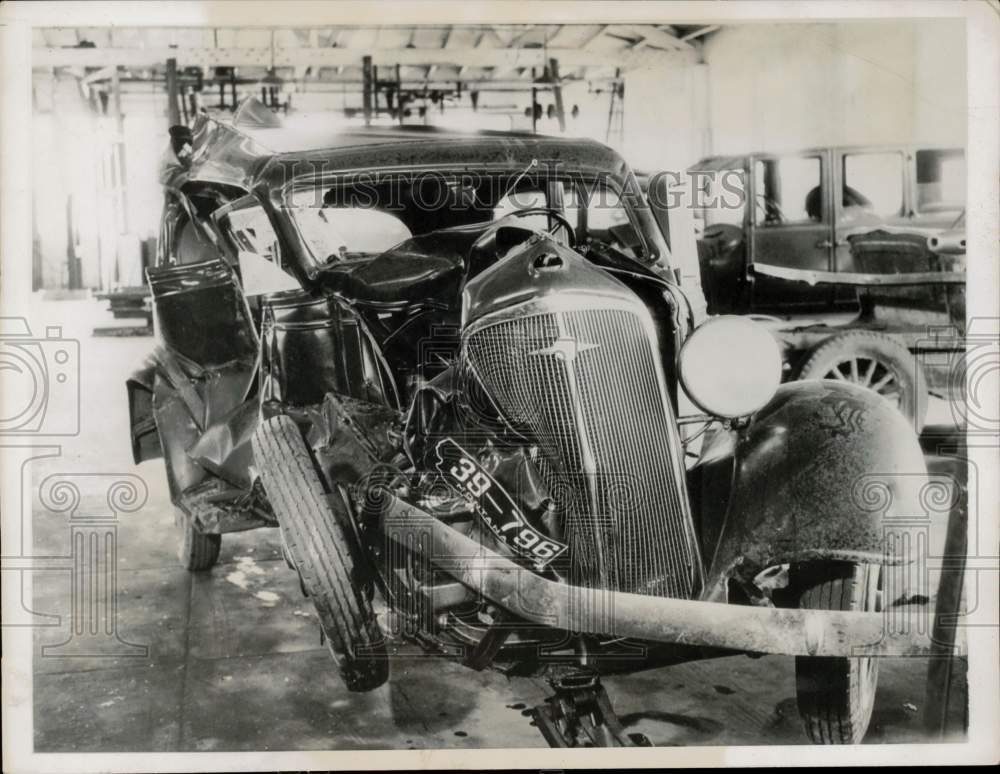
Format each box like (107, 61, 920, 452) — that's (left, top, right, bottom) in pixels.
(832, 146, 909, 277)
(748, 150, 834, 308)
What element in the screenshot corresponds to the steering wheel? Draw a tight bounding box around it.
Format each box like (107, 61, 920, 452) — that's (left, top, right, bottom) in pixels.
(755, 193, 787, 225)
(502, 207, 576, 248)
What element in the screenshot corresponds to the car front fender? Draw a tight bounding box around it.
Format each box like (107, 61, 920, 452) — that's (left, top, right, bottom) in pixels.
(126, 356, 162, 464)
(697, 380, 928, 601)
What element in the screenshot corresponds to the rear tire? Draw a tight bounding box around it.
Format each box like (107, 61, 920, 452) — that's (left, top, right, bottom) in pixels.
(794, 562, 881, 744)
(252, 413, 388, 693)
(177, 512, 222, 571)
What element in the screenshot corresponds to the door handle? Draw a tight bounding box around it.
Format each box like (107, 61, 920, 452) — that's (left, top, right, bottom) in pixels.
(815, 239, 833, 249)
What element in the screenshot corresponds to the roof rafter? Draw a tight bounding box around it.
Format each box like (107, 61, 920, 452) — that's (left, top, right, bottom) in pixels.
(34, 44, 692, 71)
(604, 24, 692, 52)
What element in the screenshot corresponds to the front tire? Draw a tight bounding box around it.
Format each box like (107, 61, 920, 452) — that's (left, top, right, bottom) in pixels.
(252, 413, 388, 693)
(794, 562, 882, 744)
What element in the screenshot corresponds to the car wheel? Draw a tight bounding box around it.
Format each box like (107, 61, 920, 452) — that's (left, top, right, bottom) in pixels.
(796, 330, 927, 432)
(252, 413, 389, 693)
(793, 562, 882, 744)
(177, 510, 222, 571)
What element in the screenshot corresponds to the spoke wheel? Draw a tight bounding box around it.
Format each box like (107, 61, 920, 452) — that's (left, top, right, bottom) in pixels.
(819, 357, 902, 407)
(797, 330, 928, 432)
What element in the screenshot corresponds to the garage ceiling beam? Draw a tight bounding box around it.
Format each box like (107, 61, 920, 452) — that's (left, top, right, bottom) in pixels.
(34, 45, 692, 70)
(681, 25, 720, 41)
(581, 25, 610, 50)
(604, 24, 692, 51)
(109, 79, 594, 96)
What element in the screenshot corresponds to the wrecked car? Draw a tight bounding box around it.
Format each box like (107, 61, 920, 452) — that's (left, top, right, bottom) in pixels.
(128, 99, 935, 747)
(690, 145, 966, 314)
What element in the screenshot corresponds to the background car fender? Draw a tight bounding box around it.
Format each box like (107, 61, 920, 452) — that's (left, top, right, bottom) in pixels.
(694, 380, 928, 601)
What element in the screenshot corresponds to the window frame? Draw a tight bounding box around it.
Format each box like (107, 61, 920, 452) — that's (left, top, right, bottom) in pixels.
(751, 153, 826, 228)
(913, 148, 966, 216)
(839, 149, 907, 221)
(212, 194, 285, 269)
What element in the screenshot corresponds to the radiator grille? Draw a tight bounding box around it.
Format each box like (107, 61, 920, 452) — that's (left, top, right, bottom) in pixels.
(465, 303, 700, 599)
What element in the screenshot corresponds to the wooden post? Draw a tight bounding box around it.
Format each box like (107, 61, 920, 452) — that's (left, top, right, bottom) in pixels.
(923, 478, 968, 737)
(32, 190, 43, 291)
(606, 68, 621, 145)
(110, 64, 129, 292)
(362, 55, 373, 127)
(65, 195, 81, 290)
(549, 58, 566, 132)
(165, 58, 180, 125)
(396, 64, 404, 125)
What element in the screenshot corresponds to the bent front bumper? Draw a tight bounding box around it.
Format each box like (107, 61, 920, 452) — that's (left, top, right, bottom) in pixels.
(382, 494, 949, 659)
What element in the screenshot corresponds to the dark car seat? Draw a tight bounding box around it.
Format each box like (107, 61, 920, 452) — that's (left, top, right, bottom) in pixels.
(805, 186, 822, 221)
(805, 185, 874, 221)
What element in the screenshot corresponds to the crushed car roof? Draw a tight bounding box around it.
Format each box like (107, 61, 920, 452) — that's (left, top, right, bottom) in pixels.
(167, 97, 629, 195)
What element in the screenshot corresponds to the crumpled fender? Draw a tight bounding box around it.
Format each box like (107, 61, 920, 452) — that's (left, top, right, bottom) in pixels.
(126, 354, 162, 464)
(697, 380, 928, 600)
(188, 398, 258, 489)
(128, 344, 256, 487)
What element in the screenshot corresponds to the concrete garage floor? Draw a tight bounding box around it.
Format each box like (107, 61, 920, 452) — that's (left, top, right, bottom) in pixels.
(26, 297, 967, 751)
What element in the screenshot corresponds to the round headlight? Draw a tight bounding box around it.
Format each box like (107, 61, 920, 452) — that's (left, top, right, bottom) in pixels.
(679, 315, 782, 418)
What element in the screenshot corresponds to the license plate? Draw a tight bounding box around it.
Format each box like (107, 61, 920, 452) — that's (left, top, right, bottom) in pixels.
(434, 438, 568, 567)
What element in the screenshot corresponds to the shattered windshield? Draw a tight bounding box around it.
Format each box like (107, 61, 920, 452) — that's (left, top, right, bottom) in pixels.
(293, 205, 413, 261)
(285, 171, 648, 265)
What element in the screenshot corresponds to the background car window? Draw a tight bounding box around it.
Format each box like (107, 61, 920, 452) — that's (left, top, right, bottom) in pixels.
(915, 149, 966, 213)
(294, 206, 412, 261)
(753, 156, 821, 226)
(696, 169, 746, 227)
(842, 152, 904, 219)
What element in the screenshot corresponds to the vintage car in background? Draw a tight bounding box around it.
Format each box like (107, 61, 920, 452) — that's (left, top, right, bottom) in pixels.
(690, 145, 966, 314)
(126, 99, 935, 747)
(755, 214, 966, 432)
